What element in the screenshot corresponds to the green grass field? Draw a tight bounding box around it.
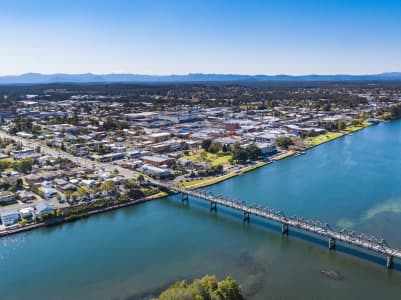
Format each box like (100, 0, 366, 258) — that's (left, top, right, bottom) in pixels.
(305, 132, 344, 147)
(240, 161, 269, 173)
(343, 121, 371, 133)
(184, 151, 232, 167)
(178, 172, 238, 189)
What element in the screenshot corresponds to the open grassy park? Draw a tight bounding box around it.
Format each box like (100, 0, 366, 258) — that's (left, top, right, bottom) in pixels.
(183, 151, 232, 168)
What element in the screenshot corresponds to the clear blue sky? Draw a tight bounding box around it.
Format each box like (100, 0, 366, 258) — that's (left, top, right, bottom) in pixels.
(1, 0, 401, 75)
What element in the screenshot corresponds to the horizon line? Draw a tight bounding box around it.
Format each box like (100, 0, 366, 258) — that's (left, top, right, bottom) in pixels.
(1, 71, 401, 77)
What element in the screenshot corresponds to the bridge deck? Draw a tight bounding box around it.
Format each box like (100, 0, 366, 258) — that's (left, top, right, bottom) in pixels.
(153, 180, 401, 262)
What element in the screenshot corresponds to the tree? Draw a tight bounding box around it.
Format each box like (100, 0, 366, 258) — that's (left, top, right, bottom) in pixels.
(0, 159, 11, 172)
(99, 180, 117, 195)
(9, 178, 23, 192)
(127, 188, 144, 199)
(208, 141, 222, 154)
(156, 275, 244, 300)
(246, 144, 262, 160)
(336, 120, 346, 130)
(56, 194, 62, 203)
(201, 139, 212, 151)
(137, 174, 145, 184)
(351, 119, 363, 126)
(13, 158, 34, 174)
(232, 148, 248, 163)
(276, 137, 294, 149)
(64, 190, 73, 203)
(222, 144, 229, 153)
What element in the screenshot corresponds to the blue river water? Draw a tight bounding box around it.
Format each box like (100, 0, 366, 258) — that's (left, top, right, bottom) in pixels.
(1, 120, 401, 300)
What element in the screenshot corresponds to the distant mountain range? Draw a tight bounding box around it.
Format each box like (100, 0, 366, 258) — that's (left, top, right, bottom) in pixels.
(1, 72, 401, 84)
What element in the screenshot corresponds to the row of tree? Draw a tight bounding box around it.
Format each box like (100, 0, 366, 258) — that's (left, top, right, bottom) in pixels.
(0, 157, 34, 174)
(201, 139, 263, 163)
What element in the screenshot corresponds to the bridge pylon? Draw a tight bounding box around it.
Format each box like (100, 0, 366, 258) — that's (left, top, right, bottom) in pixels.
(181, 193, 189, 203)
(387, 255, 394, 269)
(329, 238, 336, 250)
(243, 211, 250, 223)
(282, 223, 289, 235)
(210, 201, 217, 212)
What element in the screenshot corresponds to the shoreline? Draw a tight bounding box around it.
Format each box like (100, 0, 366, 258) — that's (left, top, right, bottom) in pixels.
(0, 122, 374, 238)
(0, 192, 168, 237)
(178, 122, 372, 190)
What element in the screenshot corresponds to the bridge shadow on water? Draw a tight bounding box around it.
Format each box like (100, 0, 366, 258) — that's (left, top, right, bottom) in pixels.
(164, 195, 401, 272)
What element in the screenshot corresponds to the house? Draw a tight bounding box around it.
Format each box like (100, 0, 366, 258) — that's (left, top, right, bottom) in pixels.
(16, 131, 34, 139)
(18, 190, 36, 202)
(41, 181, 53, 189)
(81, 179, 97, 187)
(12, 148, 35, 159)
(0, 191, 15, 204)
(43, 187, 58, 199)
(148, 132, 171, 143)
(19, 207, 34, 218)
(0, 210, 20, 226)
(142, 155, 175, 167)
(34, 202, 54, 217)
(141, 165, 171, 178)
(255, 142, 277, 155)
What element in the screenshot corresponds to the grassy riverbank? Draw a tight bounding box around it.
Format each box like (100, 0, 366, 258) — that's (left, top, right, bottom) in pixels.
(304, 121, 371, 148)
(178, 161, 270, 189)
(178, 122, 373, 190)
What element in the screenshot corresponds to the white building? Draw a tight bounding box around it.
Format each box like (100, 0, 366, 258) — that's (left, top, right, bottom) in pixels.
(19, 207, 35, 218)
(42, 187, 58, 199)
(0, 191, 15, 204)
(255, 142, 277, 155)
(12, 148, 35, 159)
(141, 165, 171, 178)
(81, 179, 97, 187)
(1, 210, 20, 226)
(34, 202, 54, 217)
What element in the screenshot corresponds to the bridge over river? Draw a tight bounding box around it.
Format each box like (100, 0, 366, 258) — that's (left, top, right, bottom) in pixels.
(152, 180, 401, 269)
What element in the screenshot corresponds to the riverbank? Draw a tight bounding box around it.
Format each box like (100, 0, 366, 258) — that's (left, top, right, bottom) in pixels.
(178, 161, 270, 189)
(178, 122, 373, 190)
(303, 121, 372, 149)
(0, 191, 169, 237)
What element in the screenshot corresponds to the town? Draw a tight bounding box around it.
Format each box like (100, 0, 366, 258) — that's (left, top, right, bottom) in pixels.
(1, 82, 401, 232)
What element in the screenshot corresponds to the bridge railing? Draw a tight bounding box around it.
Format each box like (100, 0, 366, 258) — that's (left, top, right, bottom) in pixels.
(153, 181, 401, 259)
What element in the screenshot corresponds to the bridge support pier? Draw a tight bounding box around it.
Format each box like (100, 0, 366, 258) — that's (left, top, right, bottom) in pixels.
(386, 255, 394, 269)
(181, 193, 188, 203)
(210, 201, 217, 212)
(281, 223, 289, 235)
(243, 211, 250, 223)
(328, 238, 336, 250)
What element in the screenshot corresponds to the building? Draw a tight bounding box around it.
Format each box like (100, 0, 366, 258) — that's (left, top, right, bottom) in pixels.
(19, 207, 34, 218)
(159, 112, 203, 124)
(0, 210, 20, 226)
(16, 131, 34, 139)
(142, 155, 175, 167)
(141, 165, 171, 178)
(148, 132, 171, 143)
(81, 179, 97, 187)
(42, 187, 58, 199)
(12, 148, 35, 159)
(0, 191, 15, 204)
(34, 202, 54, 217)
(91, 152, 125, 162)
(255, 142, 277, 155)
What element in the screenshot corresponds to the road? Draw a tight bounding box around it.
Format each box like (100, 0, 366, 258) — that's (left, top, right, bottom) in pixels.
(0, 131, 138, 179)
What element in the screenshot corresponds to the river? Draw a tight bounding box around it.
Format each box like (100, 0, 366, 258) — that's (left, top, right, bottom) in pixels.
(1, 120, 401, 300)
